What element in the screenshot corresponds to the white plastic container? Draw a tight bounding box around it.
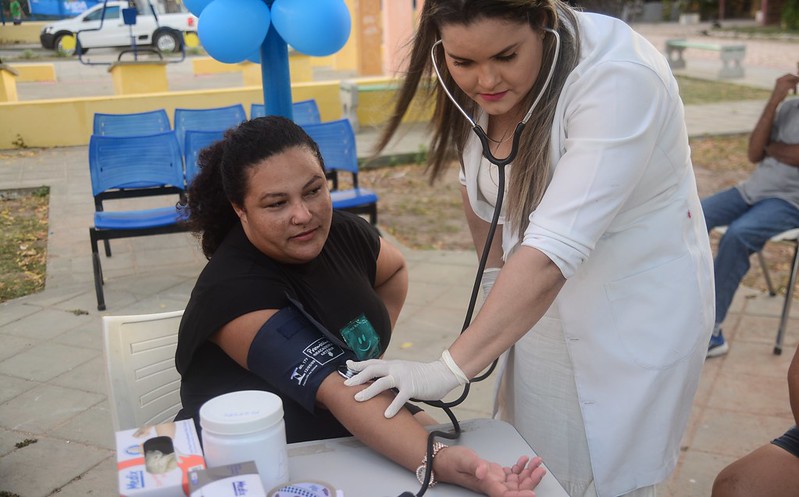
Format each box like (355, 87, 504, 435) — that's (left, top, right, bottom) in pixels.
(199, 390, 289, 493)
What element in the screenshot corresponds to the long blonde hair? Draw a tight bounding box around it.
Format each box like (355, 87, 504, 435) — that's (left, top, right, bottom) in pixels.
(374, 0, 581, 238)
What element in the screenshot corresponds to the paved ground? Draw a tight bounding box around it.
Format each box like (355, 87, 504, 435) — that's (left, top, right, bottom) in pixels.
(0, 20, 797, 497)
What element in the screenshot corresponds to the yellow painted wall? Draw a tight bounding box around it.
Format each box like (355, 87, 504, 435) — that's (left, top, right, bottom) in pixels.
(336, 0, 359, 72)
(11, 62, 56, 82)
(0, 68, 19, 102)
(0, 78, 430, 149)
(0, 21, 46, 45)
(109, 62, 169, 95)
(0, 88, 259, 149)
(351, 76, 433, 127)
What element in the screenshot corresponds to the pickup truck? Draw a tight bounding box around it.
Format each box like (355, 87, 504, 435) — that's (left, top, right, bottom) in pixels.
(39, 1, 198, 55)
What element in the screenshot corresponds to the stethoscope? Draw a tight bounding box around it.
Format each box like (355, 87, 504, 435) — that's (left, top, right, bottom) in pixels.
(402, 27, 561, 497)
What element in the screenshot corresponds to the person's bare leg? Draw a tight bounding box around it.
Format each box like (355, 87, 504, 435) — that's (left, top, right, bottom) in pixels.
(712, 443, 799, 497)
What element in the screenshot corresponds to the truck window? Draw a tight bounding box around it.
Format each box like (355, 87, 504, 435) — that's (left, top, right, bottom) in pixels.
(84, 6, 121, 20)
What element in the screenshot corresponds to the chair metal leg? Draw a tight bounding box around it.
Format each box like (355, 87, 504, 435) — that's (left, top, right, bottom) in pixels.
(92, 252, 106, 311)
(757, 251, 777, 296)
(90, 230, 106, 311)
(774, 240, 799, 355)
(103, 239, 112, 258)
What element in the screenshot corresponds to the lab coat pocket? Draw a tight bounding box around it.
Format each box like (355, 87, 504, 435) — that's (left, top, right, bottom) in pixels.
(605, 253, 704, 370)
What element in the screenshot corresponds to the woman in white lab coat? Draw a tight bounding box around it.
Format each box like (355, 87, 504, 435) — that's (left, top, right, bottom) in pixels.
(345, 2, 715, 496)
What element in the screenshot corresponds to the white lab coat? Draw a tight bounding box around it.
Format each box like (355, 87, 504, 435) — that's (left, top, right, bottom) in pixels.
(461, 12, 715, 497)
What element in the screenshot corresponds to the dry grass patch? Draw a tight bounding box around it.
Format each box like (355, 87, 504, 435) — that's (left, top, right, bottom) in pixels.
(0, 186, 49, 303)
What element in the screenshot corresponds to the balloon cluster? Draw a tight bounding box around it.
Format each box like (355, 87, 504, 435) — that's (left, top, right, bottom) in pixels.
(186, 0, 351, 64)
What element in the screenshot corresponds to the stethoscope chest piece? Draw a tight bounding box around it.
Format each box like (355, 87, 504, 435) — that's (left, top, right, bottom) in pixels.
(337, 364, 357, 380)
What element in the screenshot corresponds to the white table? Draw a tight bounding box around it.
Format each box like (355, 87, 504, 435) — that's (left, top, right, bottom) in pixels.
(285, 418, 570, 497)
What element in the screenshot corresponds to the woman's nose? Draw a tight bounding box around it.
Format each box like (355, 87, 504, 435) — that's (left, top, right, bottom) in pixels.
(477, 63, 500, 90)
(291, 201, 312, 224)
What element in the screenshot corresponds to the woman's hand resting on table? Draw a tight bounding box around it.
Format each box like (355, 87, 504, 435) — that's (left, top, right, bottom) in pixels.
(437, 446, 546, 497)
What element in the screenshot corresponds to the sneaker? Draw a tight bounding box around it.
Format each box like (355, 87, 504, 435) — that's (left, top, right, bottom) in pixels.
(706, 331, 729, 358)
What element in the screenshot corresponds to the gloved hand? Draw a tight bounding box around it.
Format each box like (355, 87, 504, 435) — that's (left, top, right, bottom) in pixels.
(344, 350, 469, 418)
(480, 267, 501, 301)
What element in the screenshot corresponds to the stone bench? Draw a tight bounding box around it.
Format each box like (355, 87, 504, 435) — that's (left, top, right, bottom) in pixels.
(665, 38, 746, 79)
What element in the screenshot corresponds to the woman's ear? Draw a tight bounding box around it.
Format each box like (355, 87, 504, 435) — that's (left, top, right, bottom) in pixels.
(231, 203, 246, 221)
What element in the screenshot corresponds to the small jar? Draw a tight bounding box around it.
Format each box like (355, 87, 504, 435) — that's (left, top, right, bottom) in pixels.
(200, 390, 289, 492)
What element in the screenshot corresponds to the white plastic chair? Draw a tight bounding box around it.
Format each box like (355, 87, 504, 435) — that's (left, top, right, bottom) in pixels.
(713, 227, 799, 355)
(102, 310, 184, 431)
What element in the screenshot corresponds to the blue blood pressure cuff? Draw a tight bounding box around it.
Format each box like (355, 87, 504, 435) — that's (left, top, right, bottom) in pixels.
(246, 301, 355, 414)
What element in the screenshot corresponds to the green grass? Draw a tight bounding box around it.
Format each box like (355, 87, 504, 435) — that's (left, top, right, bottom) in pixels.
(712, 25, 799, 38)
(0, 186, 49, 303)
(675, 75, 773, 105)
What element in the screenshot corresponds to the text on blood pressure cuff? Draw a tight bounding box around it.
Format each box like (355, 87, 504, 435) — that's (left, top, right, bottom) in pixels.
(246, 305, 355, 413)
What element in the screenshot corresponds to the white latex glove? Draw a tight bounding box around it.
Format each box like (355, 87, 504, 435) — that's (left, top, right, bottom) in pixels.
(480, 267, 501, 301)
(344, 350, 469, 418)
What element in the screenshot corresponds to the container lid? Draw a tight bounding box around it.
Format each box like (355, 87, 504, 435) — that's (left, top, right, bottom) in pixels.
(199, 390, 284, 435)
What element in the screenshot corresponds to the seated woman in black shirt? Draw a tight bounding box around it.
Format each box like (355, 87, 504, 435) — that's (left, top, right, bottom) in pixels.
(174, 116, 544, 496)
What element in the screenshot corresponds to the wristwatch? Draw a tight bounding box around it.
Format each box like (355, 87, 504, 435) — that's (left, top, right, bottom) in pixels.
(415, 441, 449, 487)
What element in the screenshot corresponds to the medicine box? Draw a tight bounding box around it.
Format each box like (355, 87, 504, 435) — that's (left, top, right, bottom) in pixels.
(189, 461, 267, 497)
(115, 419, 206, 497)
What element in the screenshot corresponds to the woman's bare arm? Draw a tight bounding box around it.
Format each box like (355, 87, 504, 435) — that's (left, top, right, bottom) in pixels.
(374, 238, 409, 330)
(213, 311, 543, 496)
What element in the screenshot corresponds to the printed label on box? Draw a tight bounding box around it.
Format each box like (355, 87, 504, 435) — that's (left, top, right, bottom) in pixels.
(189, 461, 266, 497)
(116, 419, 206, 497)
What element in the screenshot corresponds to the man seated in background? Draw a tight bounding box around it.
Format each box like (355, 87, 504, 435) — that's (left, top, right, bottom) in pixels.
(701, 72, 799, 357)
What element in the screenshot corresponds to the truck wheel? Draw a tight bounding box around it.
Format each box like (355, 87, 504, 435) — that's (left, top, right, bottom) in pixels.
(153, 29, 181, 53)
(55, 33, 78, 56)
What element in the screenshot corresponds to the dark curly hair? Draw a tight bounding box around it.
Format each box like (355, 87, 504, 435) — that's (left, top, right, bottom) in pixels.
(186, 116, 325, 258)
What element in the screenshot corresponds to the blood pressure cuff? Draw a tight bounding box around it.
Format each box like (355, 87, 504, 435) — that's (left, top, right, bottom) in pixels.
(247, 304, 355, 414)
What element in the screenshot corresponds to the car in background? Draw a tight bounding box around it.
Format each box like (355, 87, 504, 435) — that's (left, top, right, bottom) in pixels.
(39, 1, 197, 55)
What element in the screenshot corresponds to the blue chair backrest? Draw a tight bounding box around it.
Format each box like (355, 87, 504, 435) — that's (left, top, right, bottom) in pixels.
(184, 129, 225, 186)
(250, 103, 266, 119)
(93, 109, 171, 137)
(89, 131, 185, 197)
(292, 99, 322, 126)
(301, 119, 358, 175)
(173, 104, 246, 153)
(250, 99, 322, 126)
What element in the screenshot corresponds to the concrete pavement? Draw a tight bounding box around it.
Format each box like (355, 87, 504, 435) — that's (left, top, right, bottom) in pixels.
(0, 21, 797, 497)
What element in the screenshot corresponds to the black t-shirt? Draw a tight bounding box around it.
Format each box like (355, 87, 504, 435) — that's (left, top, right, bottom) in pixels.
(175, 211, 391, 443)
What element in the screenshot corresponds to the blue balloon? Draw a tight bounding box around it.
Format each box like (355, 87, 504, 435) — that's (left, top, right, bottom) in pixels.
(183, 0, 212, 17)
(198, 0, 270, 64)
(271, 0, 351, 57)
(246, 50, 261, 64)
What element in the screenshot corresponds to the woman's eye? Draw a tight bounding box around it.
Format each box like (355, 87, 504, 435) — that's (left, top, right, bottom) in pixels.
(496, 53, 517, 62)
(305, 187, 322, 198)
(451, 59, 470, 68)
(266, 200, 286, 209)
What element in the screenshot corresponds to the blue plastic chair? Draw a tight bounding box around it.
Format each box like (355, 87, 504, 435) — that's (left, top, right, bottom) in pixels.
(173, 104, 246, 154)
(88, 131, 189, 311)
(93, 109, 171, 137)
(184, 129, 225, 186)
(300, 119, 378, 225)
(250, 99, 322, 126)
